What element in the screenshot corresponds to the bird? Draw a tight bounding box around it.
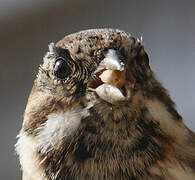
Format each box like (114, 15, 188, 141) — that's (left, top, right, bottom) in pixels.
(15, 28, 195, 180)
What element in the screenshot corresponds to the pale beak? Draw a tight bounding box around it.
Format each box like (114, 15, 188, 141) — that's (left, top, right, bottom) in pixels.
(90, 49, 128, 104)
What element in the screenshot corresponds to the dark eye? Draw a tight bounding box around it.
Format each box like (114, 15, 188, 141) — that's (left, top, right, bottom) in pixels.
(54, 58, 70, 80)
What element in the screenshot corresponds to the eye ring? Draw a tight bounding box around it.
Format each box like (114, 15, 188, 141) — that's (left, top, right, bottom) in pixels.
(53, 57, 70, 80)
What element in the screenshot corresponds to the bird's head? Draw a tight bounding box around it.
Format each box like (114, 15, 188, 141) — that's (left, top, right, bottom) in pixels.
(23, 28, 182, 138)
(23, 28, 182, 141)
(37, 29, 151, 105)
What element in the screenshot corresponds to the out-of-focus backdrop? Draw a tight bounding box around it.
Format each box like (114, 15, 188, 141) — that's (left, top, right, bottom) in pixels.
(1, 0, 195, 179)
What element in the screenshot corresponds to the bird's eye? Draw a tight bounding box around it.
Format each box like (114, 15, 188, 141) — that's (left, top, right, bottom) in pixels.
(54, 58, 70, 80)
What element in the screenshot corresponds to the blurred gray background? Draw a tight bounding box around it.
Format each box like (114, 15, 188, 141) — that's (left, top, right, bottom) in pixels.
(1, 0, 195, 179)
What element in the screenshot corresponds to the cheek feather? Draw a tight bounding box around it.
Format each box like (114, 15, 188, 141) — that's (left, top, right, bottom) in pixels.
(37, 109, 82, 153)
(15, 134, 46, 179)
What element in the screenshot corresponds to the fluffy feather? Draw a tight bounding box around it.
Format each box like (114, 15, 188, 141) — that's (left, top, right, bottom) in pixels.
(16, 29, 195, 180)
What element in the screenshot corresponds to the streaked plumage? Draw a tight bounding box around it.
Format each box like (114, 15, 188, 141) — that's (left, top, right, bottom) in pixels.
(16, 29, 195, 180)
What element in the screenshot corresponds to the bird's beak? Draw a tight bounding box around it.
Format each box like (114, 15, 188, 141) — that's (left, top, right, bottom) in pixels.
(88, 49, 129, 104)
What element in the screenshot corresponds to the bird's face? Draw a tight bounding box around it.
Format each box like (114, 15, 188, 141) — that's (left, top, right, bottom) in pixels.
(36, 29, 150, 105)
